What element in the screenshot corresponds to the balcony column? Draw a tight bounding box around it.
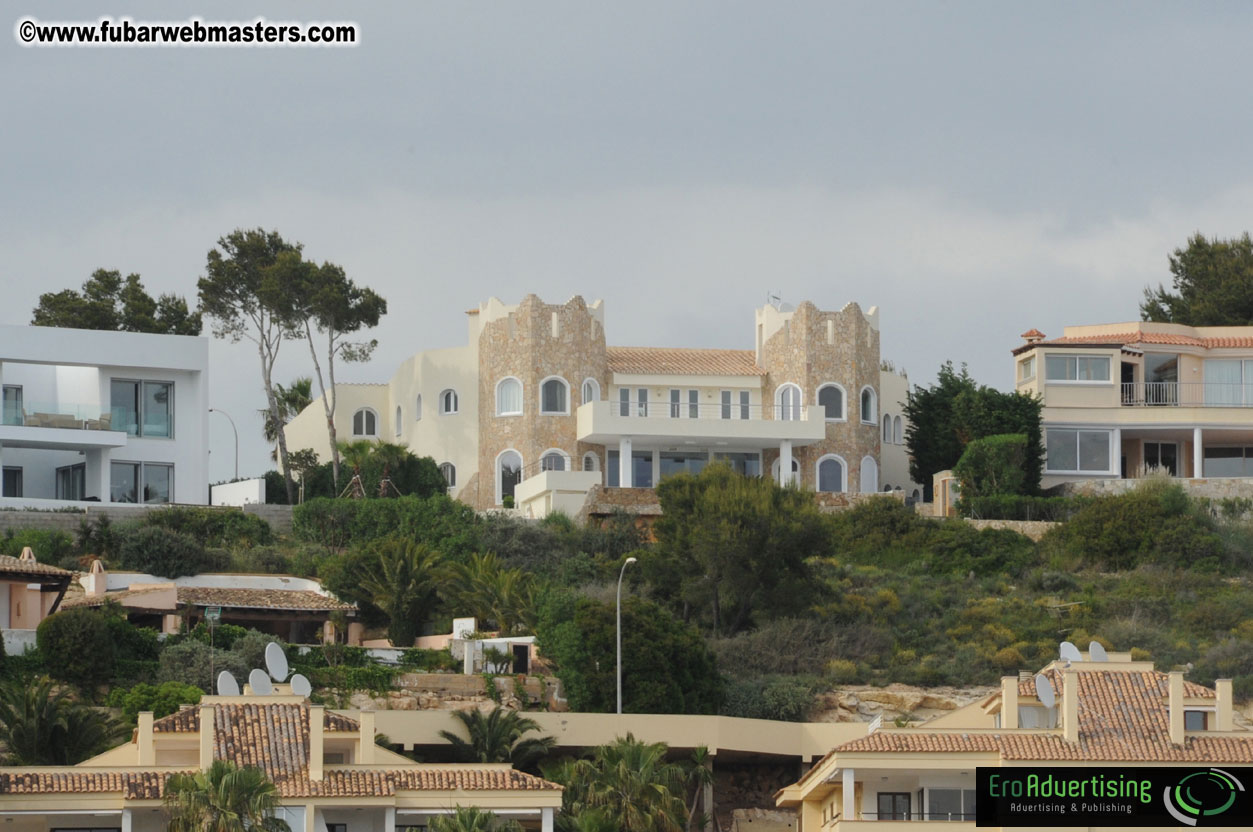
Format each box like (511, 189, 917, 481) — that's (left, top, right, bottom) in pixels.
(841, 767, 856, 820)
(93, 447, 111, 502)
(1111, 427, 1121, 477)
(779, 439, 793, 487)
(620, 437, 633, 487)
(1193, 427, 1203, 478)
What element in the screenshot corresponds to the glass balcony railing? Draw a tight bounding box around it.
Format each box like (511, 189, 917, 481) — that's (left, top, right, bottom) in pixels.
(2, 401, 114, 430)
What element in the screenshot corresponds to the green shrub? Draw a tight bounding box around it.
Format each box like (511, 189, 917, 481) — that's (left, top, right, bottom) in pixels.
(36, 607, 116, 695)
(116, 526, 225, 578)
(232, 545, 291, 574)
(105, 615, 160, 662)
(953, 433, 1031, 501)
(305, 664, 397, 694)
(293, 494, 480, 553)
(230, 630, 278, 670)
(400, 648, 459, 672)
(183, 622, 249, 651)
(0, 529, 75, 561)
(962, 495, 1084, 521)
(158, 640, 248, 691)
(720, 676, 819, 722)
(107, 681, 203, 723)
(139, 506, 274, 548)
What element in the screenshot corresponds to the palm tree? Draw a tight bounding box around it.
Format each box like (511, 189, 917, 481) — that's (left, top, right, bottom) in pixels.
(0, 677, 127, 765)
(438, 707, 556, 772)
(165, 760, 291, 832)
(359, 538, 443, 646)
(260, 378, 313, 462)
(372, 439, 410, 497)
(336, 438, 374, 498)
(685, 745, 714, 832)
(546, 734, 688, 832)
(445, 553, 536, 635)
(430, 806, 522, 832)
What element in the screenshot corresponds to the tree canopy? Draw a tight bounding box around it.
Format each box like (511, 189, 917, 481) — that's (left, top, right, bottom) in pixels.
(32, 269, 201, 335)
(903, 362, 1043, 500)
(1142, 232, 1253, 325)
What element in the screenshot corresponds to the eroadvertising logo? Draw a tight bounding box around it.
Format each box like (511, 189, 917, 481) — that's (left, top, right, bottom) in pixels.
(976, 767, 1253, 827)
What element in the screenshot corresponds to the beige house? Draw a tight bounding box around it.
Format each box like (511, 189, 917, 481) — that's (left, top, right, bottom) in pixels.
(0, 547, 72, 649)
(1014, 322, 1253, 489)
(777, 653, 1250, 830)
(283, 295, 920, 515)
(0, 694, 562, 831)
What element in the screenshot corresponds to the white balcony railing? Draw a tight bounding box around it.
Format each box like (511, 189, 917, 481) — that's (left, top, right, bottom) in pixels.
(1121, 382, 1253, 407)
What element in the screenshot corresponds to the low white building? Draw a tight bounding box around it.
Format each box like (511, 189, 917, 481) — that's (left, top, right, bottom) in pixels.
(0, 324, 209, 507)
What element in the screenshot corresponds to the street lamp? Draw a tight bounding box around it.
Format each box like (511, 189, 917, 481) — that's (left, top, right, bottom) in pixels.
(616, 556, 637, 715)
(209, 408, 239, 480)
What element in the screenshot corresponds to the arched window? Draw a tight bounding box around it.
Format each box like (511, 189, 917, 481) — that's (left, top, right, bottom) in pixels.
(771, 456, 800, 485)
(883, 414, 892, 443)
(911, 488, 921, 503)
(776, 383, 802, 421)
(582, 378, 600, 405)
(817, 384, 845, 421)
(817, 455, 846, 493)
(440, 389, 458, 415)
(860, 456, 879, 493)
(415, 395, 422, 421)
(583, 452, 599, 472)
(894, 415, 903, 444)
(395, 406, 403, 436)
(438, 462, 456, 489)
(540, 450, 568, 472)
(540, 377, 569, 414)
(496, 377, 522, 416)
(860, 387, 877, 424)
(352, 408, 377, 437)
(497, 450, 523, 505)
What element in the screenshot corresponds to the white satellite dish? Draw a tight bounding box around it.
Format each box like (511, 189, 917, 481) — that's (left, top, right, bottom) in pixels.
(249, 668, 274, 695)
(216, 671, 240, 696)
(1059, 641, 1083, 662)
(1034, 673, 1056, 709)
(265, 642, 289, 681)
(290, 673, 312, 698)
(1089, 641, 1109, 662)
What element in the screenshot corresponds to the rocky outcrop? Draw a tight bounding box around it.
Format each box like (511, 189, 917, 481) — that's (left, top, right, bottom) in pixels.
(813, 684, 994, 723)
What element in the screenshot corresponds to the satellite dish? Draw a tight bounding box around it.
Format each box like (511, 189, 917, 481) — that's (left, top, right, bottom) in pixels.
(1034, 673, 1056, 709)
(265, 642, 289, 681)
(249, 668, 274, 695)
(1059, 641, 1083, 662)
(216, 671, 240, 696)
(1089, 641, 1109, 662)
(290, 673, 312, 698)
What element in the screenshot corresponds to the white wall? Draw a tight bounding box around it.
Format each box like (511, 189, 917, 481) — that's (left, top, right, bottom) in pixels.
(211, 477, 265, 506)
(879, 369, 922, 499)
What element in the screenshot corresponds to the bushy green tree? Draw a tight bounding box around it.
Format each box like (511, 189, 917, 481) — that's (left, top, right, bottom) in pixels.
(537, 593, 722, 714)
(108, 681, 203, 723)
(953, 433, 1030, 501)
(294, 494, 479, 551)
(438, 707, 556, 772)
(720, 675, 820, 722)
(158, 640, 248, 692)
(36, 607, 116, 695)
(116, 525, 227, 578)
(32, 268, 201, 335)
(648, 464, 826, 636)
(1142, 232, 1253, 325)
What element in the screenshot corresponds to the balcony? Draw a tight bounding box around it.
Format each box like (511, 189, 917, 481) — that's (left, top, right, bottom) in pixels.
(576, 400, 827, 448)
(2, 401, 116, 431)
(1121, 382, 1253, 408)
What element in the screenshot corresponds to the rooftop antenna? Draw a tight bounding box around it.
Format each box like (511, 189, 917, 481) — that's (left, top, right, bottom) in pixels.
(767, 291, 782, 308)
(1089, 641, 1109, 662)
(1059, 641, 1083, 663)
(216, 671, 240, 697)
(264, 642, 289, 682)
(290, 674, 312, 698)
(248, 668, 274, 696)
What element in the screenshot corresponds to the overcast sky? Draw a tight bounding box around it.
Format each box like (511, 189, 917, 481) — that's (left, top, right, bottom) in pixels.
(6, 1, 1253, 482)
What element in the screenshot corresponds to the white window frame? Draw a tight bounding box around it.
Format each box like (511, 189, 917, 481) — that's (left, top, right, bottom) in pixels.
(582, 378, 600, 405)
(540, 448, 571, 472)
(440, 389, 459, 415)
(582, 452, 599, 472)
(893, 415, 903, 445)
(352, 407, 379, 437)
(496, 377, 523, 416)
(495, 448, 523, 506)
(882, 414, 892, 443)
(776, 383, 803, 421)
(394, 405, 402, 436)
(859, 386, 877, 424)
(415, 394, 422, 421)
(817, 382, 846, 422)
(438, 462, 456, 490)
(111, 378, 176, 439)
(688, 389, 699, 419)
(859, 455, 878, 493)
(1044, 427, 1115, 474)
(1043, 353, 1113, 385)
(670, 388, 682, 418)
(110, 460, 174, 504)
(815, 454, 848, 494)
(540, 376, 570, 415)
(1018, 355, 1036, 382)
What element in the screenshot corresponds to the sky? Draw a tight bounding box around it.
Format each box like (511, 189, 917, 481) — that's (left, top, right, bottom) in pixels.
(6, 1, 1253, 482)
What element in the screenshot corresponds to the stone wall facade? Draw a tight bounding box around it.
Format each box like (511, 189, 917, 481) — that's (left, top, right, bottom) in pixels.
(473, 295, 609, 510)
(758, 301, 881, 493)
(0, 504, 292, 535)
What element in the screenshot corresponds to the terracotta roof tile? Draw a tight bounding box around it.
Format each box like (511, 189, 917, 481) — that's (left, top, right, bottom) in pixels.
(62, 586, 354, 613)
(0, 554, 71, 579)
(607, 346, 764, 376)
(1013, 329, 1253, 355)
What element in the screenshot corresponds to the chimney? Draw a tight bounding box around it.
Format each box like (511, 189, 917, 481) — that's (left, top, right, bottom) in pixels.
(1020, 329, 1046, 344)
(1169, 671, 1185, 746)
(1001, 677, 1019, 730)
(1216, 679, 1234, 731)
(358, 710, 376, 764)
(198, 704, 215, 770)
(137, 712, 154, 765)
(1062, 670, 1079, 744)
(309, 704, 324, 781)
(84, 559, 107, 597)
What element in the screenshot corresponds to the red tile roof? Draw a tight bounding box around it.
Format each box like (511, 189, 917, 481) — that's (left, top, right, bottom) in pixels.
(62, 586, 354, 613)
(607, 346, 765, 376)
(0, 554, 71, 580)
(1013, 329, 1253, 355)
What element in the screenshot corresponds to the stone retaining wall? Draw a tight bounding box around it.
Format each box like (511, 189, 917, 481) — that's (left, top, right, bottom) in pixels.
(0, 503, 293, 536)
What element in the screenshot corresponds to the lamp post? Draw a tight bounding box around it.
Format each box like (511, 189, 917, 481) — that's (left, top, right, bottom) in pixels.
(616, 556, 637, 715)
(208, 408, 239, 481)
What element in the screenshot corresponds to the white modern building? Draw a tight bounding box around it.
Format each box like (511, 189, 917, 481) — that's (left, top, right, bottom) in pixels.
(0, 324, 209, 507)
